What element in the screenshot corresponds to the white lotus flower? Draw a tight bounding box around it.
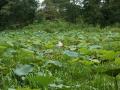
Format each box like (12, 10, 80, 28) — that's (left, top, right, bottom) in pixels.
(56, 41, 63, 47)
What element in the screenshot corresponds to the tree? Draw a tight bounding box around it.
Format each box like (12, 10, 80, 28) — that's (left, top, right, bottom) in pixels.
(82, 0, 102, 25)
(63, 3, 81, 23)
(0, 0, 38, 28)
(101, 0, 120, 26)
(82, 0, 120, 26)
(50, 0, 81, 23)
(40, 0, 59, 20)
(0, 0, 8, 9)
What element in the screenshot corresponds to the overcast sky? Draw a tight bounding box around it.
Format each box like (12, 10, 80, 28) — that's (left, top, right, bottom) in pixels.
(38, 0, 44, 3)
(37, 0, 84, 6)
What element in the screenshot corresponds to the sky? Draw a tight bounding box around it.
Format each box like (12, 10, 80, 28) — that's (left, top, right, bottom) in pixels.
(38, 0, 44, 3)
(38, 0, 84, 6)
(37, 0, 44, 10)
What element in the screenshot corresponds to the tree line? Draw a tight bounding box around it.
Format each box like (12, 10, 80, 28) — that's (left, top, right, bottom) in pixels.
(0, 0, 120, 29)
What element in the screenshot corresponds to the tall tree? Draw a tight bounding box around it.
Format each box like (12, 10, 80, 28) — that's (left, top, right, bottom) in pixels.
(101, 0, 120, 26)
(82, 0, 120, 26)
(0, 0, 38, 28)
(0, 0, 8, 9)
(41, 0, 59, 20)
(82, 0, 102, 25)
(51, 0, 81, 23)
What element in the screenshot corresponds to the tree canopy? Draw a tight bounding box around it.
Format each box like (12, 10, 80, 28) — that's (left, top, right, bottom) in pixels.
(0, 0, 120, 29)
(0, 0, 38, 28)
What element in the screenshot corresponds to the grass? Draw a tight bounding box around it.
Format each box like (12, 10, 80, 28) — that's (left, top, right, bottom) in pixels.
(0, 21, 120, 90)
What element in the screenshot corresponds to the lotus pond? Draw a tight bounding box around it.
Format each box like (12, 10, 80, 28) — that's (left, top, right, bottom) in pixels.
(0, 22, 120, 90)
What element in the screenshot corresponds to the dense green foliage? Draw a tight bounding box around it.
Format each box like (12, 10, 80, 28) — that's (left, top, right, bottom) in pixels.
(0, 0, 120, 29)
(0, 21, 120, 90)
(0, 0, 120, 89)
(0, 0, 38, 28)
(42, 0, 120, 26)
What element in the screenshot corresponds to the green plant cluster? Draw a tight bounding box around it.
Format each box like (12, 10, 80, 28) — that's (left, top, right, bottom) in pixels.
(0, 22, 120, 90)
